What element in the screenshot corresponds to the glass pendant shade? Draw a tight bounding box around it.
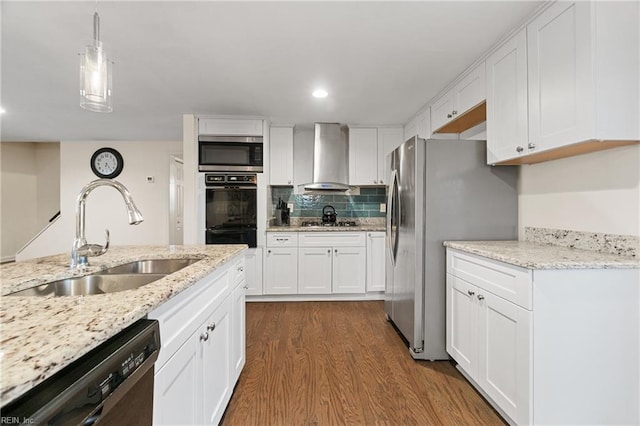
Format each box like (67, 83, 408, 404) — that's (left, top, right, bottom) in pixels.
(79, 12, 113, 113)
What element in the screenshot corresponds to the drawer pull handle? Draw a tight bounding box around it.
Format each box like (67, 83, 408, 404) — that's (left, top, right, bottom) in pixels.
(200, 331, 209, 341)
(477, 294, 485, 301)
(467, 290, 475, 296)
(207, 323, 216, 331)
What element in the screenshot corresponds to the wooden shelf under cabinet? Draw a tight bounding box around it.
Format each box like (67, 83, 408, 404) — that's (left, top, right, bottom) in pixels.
(494, 139, 639, 165)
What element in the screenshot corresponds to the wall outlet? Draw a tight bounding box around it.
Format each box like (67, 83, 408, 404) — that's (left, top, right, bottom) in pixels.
(146, 176, 155, 183)
(287, 203, 294, 212)
(380, 203, 386, 213)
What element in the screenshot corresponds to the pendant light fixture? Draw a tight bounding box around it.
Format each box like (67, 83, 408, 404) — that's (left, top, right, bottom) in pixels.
(79, 10, 113, 112)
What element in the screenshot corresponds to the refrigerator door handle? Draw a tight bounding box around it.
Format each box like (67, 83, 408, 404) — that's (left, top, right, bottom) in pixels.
(387, 169, 399, 266)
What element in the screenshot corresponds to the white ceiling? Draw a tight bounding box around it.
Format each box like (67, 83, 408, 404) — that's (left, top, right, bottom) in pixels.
(1, 1, 543, 142)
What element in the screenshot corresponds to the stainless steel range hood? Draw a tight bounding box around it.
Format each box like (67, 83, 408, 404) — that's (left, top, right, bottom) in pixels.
(304, 123, 350, 191)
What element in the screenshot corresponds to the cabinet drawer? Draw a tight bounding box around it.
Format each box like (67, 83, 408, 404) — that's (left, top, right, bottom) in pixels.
(266, 233, 298, 247)
(447, 249, 532, 310)
(298, 232, 366, 247)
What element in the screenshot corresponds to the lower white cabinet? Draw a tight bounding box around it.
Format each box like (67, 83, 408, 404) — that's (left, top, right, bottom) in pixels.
(331, 246, 366, 293)
(264, 247, 298, 294)
(366, 232, 385, 292)
(150, 253, 246, 425)
(298, 247, 333, 294)
(446, 248, 640, 425)
(243, 247, 263, 296)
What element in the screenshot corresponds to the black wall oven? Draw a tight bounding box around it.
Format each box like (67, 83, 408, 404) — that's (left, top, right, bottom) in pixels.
(205, 173, 257, 247)
(199, 135, 263, 172)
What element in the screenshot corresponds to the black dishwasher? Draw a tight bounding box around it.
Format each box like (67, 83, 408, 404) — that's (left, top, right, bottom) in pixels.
(1, 319, 160, 426)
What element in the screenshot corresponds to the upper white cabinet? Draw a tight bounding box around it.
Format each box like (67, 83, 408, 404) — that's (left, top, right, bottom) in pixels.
(349, 128, 379, 185)
(349, 127, 403, 186)
(486, 29, 529, 164)
(269, 126, 294, 186)
(415, 107, 432, 140)
(432, 62, 486, 134)
(199, 118, 263, 136)
(502, 0, 640, 165)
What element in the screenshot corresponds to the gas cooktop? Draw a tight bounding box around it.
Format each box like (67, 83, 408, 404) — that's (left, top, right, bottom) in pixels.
(300, 221, 358, 227)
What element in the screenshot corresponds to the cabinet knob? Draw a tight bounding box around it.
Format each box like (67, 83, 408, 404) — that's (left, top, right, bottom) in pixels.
(467, 290, 475, 296)
(379, 180, 383, 184)
(373, 180, 378, 184)
(237, 266, 244, 272)
(477, 294, 485, 301)
(243, 285, 249, 290)
(268, 249, 272, 254)
(200, 331, 209, 341)
(528, 143, 536, 150)
(288, 180, 291, 184)
(452, 110, 458, 115)
(334, 249, 338, 254)
(207, 323, 216, 331)
(516, 146, 524, 153)
(327, 249, 331, 254)
(447, 113, 452, 119)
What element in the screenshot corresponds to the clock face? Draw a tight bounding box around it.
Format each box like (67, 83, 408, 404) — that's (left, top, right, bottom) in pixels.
(90, 148, 124, 179)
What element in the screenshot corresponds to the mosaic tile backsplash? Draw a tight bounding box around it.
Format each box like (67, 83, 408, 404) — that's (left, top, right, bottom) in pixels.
(271, 187, 386, 218)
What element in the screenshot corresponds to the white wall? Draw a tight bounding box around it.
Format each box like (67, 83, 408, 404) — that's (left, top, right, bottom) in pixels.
(16, 140, 181, 260)
(518, 145, 640, 238)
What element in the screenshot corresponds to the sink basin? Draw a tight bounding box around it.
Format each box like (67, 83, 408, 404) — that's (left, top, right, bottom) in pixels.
(8, 273, 167, 297)
(98, 258, 200, 275)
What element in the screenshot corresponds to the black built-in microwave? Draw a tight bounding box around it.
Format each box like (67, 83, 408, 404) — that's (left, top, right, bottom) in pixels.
(198, 135, 263, 172)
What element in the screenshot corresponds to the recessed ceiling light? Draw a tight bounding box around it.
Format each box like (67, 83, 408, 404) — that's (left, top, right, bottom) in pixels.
(312, 89, 328, 98)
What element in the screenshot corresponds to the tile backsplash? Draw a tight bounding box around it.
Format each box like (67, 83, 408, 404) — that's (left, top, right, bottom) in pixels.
(271, 187, 386, 218)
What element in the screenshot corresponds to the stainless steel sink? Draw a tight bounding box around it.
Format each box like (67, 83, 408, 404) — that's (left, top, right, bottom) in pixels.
(98, 258, 200, 275)
(8, 274, 167, 297)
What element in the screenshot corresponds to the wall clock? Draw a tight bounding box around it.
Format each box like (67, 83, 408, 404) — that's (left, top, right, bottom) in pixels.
(90, 147, 124, 179)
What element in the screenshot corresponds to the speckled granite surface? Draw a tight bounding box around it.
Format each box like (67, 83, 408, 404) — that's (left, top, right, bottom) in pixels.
(525, 227, 638, 258)
(0, 244, 246, 407)
(443, 240, 639, 269)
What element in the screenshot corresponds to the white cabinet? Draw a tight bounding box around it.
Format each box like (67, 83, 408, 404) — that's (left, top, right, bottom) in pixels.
(349, 127, 403, 186)
(331, 246, 366, 293)
(243, 247, 263, 296)
(446, 249, 533, 425)
(486, 28, 529, 164)
(269, 126, 294, 186)
(349, 128, 379, 185)
(524, 1, 639, 160)
(415, 108, 431, 140)
(150, 253, 246, 426)
(298, 247, 333, 294)
(446, 247, 640, 425)
(366, 232, 385, 292)
(432, 63, 486, 133)
(264, 233, 298, 294)
(198, 118, 263, 136)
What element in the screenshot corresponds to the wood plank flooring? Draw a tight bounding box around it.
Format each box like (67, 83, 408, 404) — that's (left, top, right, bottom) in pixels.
(221, 301, 505, 426)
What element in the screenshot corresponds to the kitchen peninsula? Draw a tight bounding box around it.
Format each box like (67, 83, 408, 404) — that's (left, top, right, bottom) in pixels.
(0, 244, 247, 410)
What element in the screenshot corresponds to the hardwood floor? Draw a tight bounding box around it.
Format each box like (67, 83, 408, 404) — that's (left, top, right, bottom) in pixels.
(221, 301, 505, 426)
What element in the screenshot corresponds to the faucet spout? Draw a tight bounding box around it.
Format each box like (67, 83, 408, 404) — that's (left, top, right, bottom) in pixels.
(71, 179, 143, 269)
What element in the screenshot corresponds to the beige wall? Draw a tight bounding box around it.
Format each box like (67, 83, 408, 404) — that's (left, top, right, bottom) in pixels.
(35, 143, 61, 226)
(17, 140, 181, 260)
(518, 144, 640, 238)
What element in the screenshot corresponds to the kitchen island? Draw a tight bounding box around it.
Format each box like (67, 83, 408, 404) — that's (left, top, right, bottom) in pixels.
(0, 244, 247, 408)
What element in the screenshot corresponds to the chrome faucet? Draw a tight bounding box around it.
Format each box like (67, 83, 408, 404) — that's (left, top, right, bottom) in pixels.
(71, 179, 144, 269)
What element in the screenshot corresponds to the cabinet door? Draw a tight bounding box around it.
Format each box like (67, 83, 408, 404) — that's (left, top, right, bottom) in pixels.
(477, 290, 531, 425)
(431, 93, 455, 132)
(366, 232, 386, 292)
(377, 128, 403, 186)
(416, 108, 432, 140)
(446, 274, 478, 378)
(264, 248, 298, 294)
(199, 118, 263, 136)
(154, 334, 199, 425)
(455, 62, 486, 115)
(269, 126, 294, 185)
(527, 1, 592, 152)
(486, 29, 529, 164)
(244, 248, 263, 296)
(298, 247, 333, 294)
(349, 128, 379, 185)
(332, 246, 366, 293)
(231, 282, 246, 384)
(201, 299, 232, 426)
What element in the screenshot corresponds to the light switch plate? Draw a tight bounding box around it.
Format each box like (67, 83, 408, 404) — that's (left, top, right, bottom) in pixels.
(288, 203, 294, 212)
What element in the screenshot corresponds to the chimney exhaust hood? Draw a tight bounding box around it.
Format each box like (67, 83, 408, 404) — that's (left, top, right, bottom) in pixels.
(304, 123, 351, 191)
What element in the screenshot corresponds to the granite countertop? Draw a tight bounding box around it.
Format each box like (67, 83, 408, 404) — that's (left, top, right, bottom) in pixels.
(444, 240, 639, 269)
(267, 225, 386, 232)
(0, 244, 247, 407)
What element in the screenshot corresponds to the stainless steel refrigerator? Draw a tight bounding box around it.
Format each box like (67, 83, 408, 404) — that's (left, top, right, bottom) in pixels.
(385, 137, 518, 360)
